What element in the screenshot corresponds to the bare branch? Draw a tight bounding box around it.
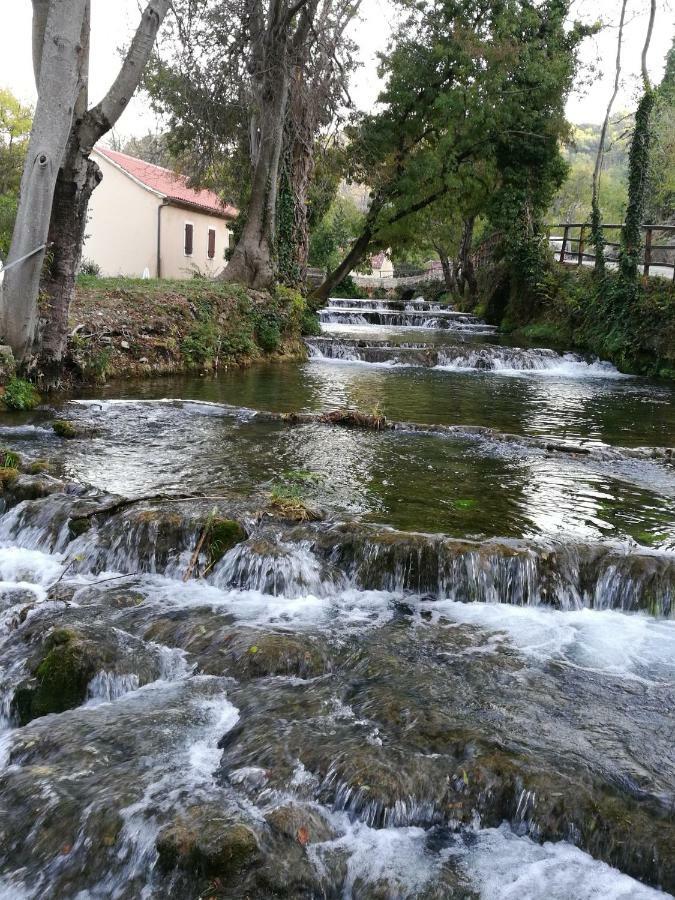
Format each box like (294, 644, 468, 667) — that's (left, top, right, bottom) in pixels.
(79, 0, 171, 150)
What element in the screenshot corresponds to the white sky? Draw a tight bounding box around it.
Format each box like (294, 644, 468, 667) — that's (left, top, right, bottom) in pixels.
(0, 0, 673, 139)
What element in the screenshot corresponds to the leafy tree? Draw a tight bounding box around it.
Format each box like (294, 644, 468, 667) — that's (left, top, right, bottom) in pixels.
(309, 194, 363, 270)
(147, 0, 357, 290)
(646, 36, 675, 224)
(314, 0, 590, 301)
(619, 0, 656, 288)
(0, 89, 32, 197)
(0, 89, 32, 257)
(120, 132, 176, 169)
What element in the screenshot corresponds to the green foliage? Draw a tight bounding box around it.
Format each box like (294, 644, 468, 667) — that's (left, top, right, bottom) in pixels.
(181, 317, 221, 367)
(309, 196, 364, 271)
(619, 88, 656, 290)
(330, 276, 361, 299)
(2, 378, 40, 410)
(501, 265, 675, 378)
(276, 167, 300, 286)
(0, 88, 32, 257)
(255, 316, 282, 353)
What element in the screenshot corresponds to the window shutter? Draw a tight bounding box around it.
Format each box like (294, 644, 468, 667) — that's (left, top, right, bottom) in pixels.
(184, 223, 193, 255)
(208, 228, 216, 259)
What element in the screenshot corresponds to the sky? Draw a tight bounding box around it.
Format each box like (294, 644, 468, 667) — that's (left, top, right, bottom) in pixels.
(0, 0, 673, 141)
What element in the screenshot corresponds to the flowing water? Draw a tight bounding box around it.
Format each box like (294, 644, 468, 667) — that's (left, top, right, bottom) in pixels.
(0, 295, 673, 898)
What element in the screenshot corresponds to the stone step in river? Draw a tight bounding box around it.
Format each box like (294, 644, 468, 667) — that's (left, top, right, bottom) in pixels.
(0, 293, 673, 898)
(319, 296, 496, 332)
(306, 335, 622, 375)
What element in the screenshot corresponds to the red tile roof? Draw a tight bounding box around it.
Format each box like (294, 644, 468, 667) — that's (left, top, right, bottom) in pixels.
(95, 147, 238, 219)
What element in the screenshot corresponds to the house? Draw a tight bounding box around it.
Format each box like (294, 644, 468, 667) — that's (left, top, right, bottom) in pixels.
(370, 251, 394, 279)
(83, 147, 238, 279)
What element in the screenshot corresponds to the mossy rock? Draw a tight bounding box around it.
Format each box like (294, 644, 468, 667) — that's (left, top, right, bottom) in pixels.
(0, 467, 20, 489)
(265, 804, 335, 844)
(156, 812, 258, 878)
(68, 516, 92, 539)
(206, 518, 247, 568)
(52, 420, 80, 438)
(12, 629, 99, 725)
(233, 631, 330, 680)
(28, 459, 51, 474)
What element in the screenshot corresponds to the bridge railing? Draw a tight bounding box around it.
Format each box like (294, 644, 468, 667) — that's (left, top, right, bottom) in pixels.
(548, 223, 675, 280)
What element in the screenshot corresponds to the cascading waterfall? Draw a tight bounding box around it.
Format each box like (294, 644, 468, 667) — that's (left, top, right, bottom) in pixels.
(0, 311, 673, 899)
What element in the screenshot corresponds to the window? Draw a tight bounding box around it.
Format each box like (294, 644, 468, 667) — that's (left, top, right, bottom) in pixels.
(207, 228, 216, 260)
(184, 223, 194, 256)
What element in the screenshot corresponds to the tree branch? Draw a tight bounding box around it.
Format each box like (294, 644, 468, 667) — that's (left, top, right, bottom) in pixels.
(79, 0, 171, 150)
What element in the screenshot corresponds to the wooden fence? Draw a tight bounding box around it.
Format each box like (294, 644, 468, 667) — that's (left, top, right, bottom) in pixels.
(548, 223, 675, 280)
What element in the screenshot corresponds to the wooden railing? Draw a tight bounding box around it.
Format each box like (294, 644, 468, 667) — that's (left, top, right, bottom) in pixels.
(548, 223, 675, 280)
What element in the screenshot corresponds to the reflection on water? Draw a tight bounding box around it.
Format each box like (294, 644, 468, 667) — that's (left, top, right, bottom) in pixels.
(78, 360, 675, 448)
(12, 399, 675, 547)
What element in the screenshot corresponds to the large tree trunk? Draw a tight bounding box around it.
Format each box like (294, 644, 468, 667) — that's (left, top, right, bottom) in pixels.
(458, 217, 476, 297)
(435, 246, 455, 292)
(34, 0, 169, 382)
(222, 62, 290, 289)
(1, 0, 87, 364)
(38, 149, 101, 383)
(223, 0, 318, 290)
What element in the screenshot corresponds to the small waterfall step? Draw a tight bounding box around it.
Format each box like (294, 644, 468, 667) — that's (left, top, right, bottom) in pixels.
(319, 295, 496, 331)
(306, 336, 620, 375)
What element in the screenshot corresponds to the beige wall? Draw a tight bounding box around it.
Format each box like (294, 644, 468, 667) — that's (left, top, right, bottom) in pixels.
(83, 153, 159, 277)
(159, 205, 231, 279)
(83, 151, 233, 279)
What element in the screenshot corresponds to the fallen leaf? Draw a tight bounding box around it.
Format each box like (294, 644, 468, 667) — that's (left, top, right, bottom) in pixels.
(297, 826, 310, 846)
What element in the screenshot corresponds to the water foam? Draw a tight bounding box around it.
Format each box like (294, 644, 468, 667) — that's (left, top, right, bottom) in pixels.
(424, 600, 675, 681)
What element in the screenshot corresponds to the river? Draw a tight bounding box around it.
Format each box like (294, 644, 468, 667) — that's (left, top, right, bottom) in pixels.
(0, 295, 673, 898)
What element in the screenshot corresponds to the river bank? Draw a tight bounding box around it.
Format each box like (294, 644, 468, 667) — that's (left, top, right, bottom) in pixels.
(1, 277, 316, 396)
(478, 265, 675, 379)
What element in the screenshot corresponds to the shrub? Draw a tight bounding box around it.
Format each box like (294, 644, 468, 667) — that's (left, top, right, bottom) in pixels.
(79, 258, 102, 277)
(256, 316, 282, 352)
(331, 276, 362, 299)
(301, 309, 321, 336)
(2, 378, 40, 411)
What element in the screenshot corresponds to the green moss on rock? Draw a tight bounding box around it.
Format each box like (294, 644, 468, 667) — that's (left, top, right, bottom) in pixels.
(28, 459, 51, 474)
(52, 420, 80, 438)
(206, 518, 247, 569)
(12, 629, 98, 725)
(0, 466, 20, 489)
(156, 815, 258, 877)
(68, 516, 92, 539)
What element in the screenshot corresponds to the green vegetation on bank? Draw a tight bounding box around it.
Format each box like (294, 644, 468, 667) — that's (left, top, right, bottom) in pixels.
(60, 276, 318, 384)
(486, 265, 675, 378)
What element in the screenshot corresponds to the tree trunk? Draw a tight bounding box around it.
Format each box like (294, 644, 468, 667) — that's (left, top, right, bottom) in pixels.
(222, 0, 318, 290)
(313, 225, 376, 302)
(1, 0, 87, 364)
(591, 0, 627, 274)
(38, 149, 101, 383)
(436, 248, 455, 292)
(458, 217, 476, 296)
(619, 0, 656, 286)
(313, 195, 383, 301)
(33, 0, 169, 382)
(223, 63, 290, 289)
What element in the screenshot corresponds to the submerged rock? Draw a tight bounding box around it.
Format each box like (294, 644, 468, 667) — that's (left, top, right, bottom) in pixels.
(156, 806, 259, 878)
